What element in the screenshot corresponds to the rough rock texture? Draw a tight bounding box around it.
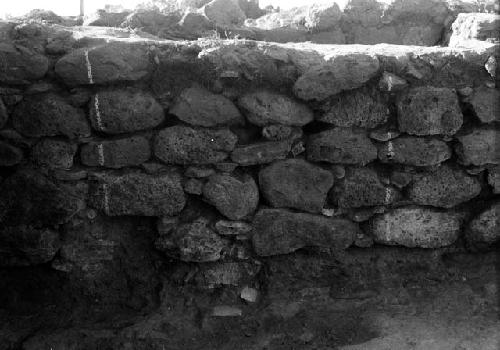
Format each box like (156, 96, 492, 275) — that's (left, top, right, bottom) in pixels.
(335, 167, 398, 208)
(371, 207, 463, 248)
(252, 209, 358, 256)
(0, 141, 23, 166)
(201, 0, 246, 27)
(408, 165, 482, 208)
(55, 43, 151, 86)
(294, 55, 380, 101)
(171, 86, 244, 127)
(378, 137, 452, 166)
(488, 166, 500, 193)
(318, 90, 389, 128)
(81, 136, 151, 168)
(32, 138, 77, 170)
(155, 126, 237, 164)
(466, 202, 500, 248)
(468, 86, 500, 123)
(89, 171, 185, 216)
(455, 128, 500, 166)
(307, 128, 377, 165)
(238, 91, 313, 126)
(397, 87, 463, 136)
(194, 262, 261, 288)
(12, 94, 90, 139)
(259, 159, 333, 213)
(89, 90, 165, 134)
(0, 43, 49, 84)
(203, 173, 259, 220)
(231, 140, 292, 166)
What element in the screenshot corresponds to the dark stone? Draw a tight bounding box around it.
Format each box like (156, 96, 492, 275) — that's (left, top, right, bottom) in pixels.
(203, 173, 259, 220)
(307, 128, 377, 165)
(262, 125, 295, 141)
(0, 97, 8, 128)
(155, 126, 237, 165)
(259, 159, 333, 213)
(89, 90, 165, 134)
(89, 171, 185, 216)
(455, 128, 500, 166)
(252, 209, 359, 256)
(0, 141, 23, 166)
(0, 43, 49, 84)
(81, 136, 151, 168)
(488, 166, 500, 194)
(32, 138, 77, 170)
(12, 94, 90, 139)
(194, 262, 261, 288)
(378, 137, 452, 166)
(170, 86, 244, 127)
(468, 86, 500, 123)
(231, 140, 292, 166)
(466, 202, 500, 248)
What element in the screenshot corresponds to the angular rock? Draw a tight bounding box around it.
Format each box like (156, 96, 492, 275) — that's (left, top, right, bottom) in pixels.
(155, 126, 237, 165)
(0, 226, 60, 266)
(252, 209, 358, 256)
(466, 202, 500, 248)
(335, 167, 399, 208)
(12, 94, 90, 139)
(83, 9, 131, 26)
(0, 141, 23, 167)
(203, 173, 259, 220)
(397, 87, 463, 136)
(408, 165, 481, 208)
(259, 159, 333, 213)
(155, 219, 227, 262)
(171, 86, 244, 127)
(371, 207, 463, 248)
(55, 43, 151, 86)
(294, 55, 380, 101)
(449, 13, 500, 47)
(0, 98, 7, 128)
(318, 90, 389, 128)
(307, 128, 377, 165)
(202, 0, 246, 27)
(32, 138, 77, 170)
(378, 72, 408, 92)
(195, 262, 261, 288)
(81, 136, 151, 168)
(89, 171, 185, 216)
(231, 140, 291, 166)
(378, 137, 452, 167)
(455, 128, 500, 166)
(89, 90, 164, 134)
(488, 166, 500, 194)
(304, 2, 342, 31)
(215, 220, 252, 236)
(238, 91, 313, 126)
(469, 87, 500, 123)
(0, 170, 81, 227)
(0, 43, 49, 84)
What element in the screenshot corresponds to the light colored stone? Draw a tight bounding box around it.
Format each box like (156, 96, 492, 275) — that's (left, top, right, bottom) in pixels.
(240, 286, 258, 303)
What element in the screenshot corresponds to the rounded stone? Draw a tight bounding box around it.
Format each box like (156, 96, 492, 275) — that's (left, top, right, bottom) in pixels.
(378, 137, 451, 167)
(466, 203, 500, 248)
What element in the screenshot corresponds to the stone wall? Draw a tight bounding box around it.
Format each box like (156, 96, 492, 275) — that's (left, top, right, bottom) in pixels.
(0, 14, 499, 348)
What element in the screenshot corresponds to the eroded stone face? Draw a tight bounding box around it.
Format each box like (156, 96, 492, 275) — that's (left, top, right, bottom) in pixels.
(397, 87, 463, 136)
(252, 209, 358, 256)
(370, 207, 463, 248)
(466, 202, 500, 248)
(171, 86, 244, 127)
(155, 126, 237, 165)
(81, 136, 151, 168)
(455, 128, 500, 166)
(408, 165, 482, 208)
(259, 159, 333, 213)
(203, 173, 259, 220)
(89, 90, 165, 134)
(378, 137, 452, 167)
(12, 94, 90, 139)
(238, 91, 313, 126)
(307, 128, 377, 165)
(89, 171, 185, 217)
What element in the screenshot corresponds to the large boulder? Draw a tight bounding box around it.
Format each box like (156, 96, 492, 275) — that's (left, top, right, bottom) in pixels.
(378, 137, 452, 166)
(252, 209, 358, 256)
(201, 0, 246, 27)
(259, 159, 333, 213)
(154, 126, 237, 164)
(370, 207, 463, 248)
(408, 165, 482, 208)
(293, 54, 380, 101)
(0, 43, 49, 84)
(237, 91, 313, 126)
(88, 171, 186, 216)
(307, 128, 377, 165)
(12, 94, 90, 139)
(318, 90, 389, 128)
(455, 128, 500, 166)
(170, 86, 244, 127)
(466, 202, 500, 248)
(55, 43, 151, 86)
(88, 90, 165, 134)
(203, 173, 259, 220)
(81, 136, 151, 168)
(397, 87, 463, 137)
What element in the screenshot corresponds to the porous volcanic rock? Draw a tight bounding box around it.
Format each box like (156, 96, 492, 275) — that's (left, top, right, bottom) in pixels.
(0, 43, 49, 84)
(32, 138, 77, 170)
(378, 137, 452, 166)
(455, 128, 500, 166)
(231, 139, 292, 166)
